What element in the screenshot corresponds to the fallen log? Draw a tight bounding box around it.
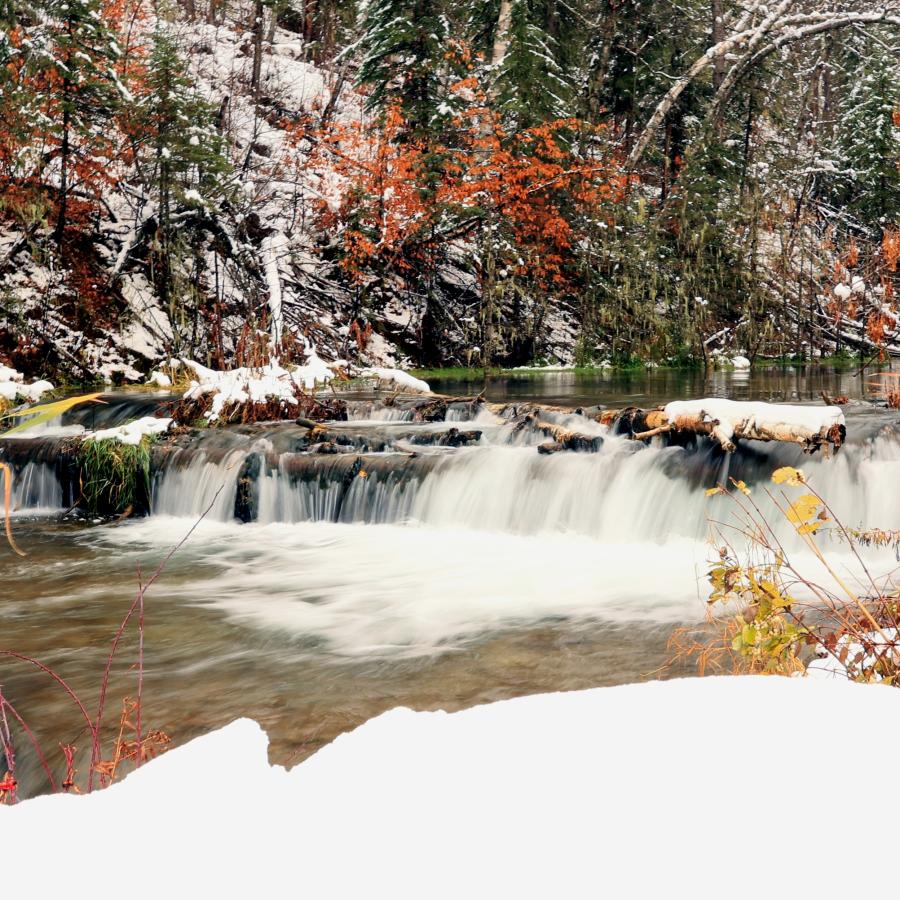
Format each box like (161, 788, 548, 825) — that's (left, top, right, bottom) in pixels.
(512, 413, 603, 452)
(613, 399, 846, 454)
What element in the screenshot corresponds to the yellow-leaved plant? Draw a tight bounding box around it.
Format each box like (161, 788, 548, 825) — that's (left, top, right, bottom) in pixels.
(670, 467, 900, 683)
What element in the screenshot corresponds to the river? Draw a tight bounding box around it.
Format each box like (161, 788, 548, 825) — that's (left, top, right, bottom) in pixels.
(2, 363, 899, 795)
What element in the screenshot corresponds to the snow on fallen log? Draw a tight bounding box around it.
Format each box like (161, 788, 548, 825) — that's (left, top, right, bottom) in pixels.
(618, 399, 846, 453)
(83, 416, 173, 446)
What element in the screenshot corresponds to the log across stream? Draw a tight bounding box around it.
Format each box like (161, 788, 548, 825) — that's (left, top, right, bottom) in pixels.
(2, 379, 900, 798)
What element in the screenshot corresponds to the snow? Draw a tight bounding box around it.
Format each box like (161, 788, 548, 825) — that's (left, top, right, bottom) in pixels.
(509, 363, 577, 372)
(663, 398, 844, 437)
(359, 366, 431, 393)
(84, 416, 173, 446)
(807, 627, 898, 681)
(3, 676, 900, 898)
(180, 345, 337, 421)
(146, 370, 172, 388)
(0, 365, 54, 403)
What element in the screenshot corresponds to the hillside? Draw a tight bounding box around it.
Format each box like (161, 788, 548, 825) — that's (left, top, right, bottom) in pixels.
(1, 0, 900, 383)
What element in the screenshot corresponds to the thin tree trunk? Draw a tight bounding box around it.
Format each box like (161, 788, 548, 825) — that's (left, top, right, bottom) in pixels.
(55, 85, 71, 246)
(251, 0, 265, 98)
(711, 0, 726, 89)
(492, 0, 513, 68)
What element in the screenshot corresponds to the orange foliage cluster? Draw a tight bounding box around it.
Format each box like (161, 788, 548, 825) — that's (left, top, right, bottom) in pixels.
(883, 229, 900, 272)
(827, 233, 900, 354)
(301, 74, 627, 303)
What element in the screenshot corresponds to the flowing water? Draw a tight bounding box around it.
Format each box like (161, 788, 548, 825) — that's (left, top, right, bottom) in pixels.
(2, 364, 900, 795)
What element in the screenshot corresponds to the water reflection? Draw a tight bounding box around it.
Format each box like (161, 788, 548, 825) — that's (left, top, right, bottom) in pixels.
(432, 362, 892, 408)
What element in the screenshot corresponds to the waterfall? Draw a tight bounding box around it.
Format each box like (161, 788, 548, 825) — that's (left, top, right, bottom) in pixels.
(6, 405, 900, 543)
(137, 424, 900, 542)
(10, 462, 62, 514)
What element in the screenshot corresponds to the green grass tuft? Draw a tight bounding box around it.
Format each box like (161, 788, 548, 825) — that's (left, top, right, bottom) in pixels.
(77, 435, 155, 516)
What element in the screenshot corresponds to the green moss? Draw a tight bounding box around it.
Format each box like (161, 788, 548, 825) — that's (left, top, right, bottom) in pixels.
(411, 367, 488, 380)
(753, 352, 867, 369)
(77, 435, 155, 516)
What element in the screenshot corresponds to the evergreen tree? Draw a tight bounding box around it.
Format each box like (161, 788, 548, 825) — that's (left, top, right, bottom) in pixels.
(353, 0, 464, 143)
(491, 0, 572, 128)
(128, 23, 232, 352)
(834, 36, 900, 227)
(28, 0, 128, 243)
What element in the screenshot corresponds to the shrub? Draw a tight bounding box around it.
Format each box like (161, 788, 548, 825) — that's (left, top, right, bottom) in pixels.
(671, 466, 900, 683)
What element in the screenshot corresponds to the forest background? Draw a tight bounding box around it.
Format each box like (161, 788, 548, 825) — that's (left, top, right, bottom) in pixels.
(1, 0, 899, 381)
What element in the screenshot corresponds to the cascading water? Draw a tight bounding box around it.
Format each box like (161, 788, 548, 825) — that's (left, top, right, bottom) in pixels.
(10, 462, 62, 514)
(4, 395, 900, 657)
(141, 411, 900, 541)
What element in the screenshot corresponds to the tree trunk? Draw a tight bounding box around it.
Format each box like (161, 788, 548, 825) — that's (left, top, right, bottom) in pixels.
(711, 0, 726, 90)
(492, 0, 513, 68)
(55, 84, 71, 247)
(251, 0, 265, 98)
(602, 402, 845, 454)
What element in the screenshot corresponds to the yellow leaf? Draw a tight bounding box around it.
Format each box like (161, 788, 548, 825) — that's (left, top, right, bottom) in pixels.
(730, 478, 751, 495)
(1, 393, 105, 435)
(772, 466, 805, 486)
(786, 494, 820, 526)
(705, 486, 723, 497)
(798, 521, 823, 535)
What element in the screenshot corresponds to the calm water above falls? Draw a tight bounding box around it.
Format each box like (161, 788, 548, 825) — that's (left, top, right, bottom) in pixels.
(433, 361, 893, 407)
(3, 365, 900, 794)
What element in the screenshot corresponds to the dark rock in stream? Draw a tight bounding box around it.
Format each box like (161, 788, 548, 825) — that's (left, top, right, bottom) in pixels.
(234, 453, 263, 522)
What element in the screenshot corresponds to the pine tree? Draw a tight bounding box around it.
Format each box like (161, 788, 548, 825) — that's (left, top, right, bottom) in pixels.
(127, 23, 232, 351)
(27, 0, 129, 243)
(491, 0, 572, 129)
(834, 36, 900, 227)
(353, 0, 464, 143)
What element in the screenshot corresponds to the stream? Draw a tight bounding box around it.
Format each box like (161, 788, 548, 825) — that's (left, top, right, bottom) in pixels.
(2, 363, 900, 795)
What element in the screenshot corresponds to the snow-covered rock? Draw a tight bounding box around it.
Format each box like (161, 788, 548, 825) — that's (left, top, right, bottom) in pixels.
(146, 371, 172, 388)
(3, 676, 899, 898)
(359, 367, 431, 394)
(729, 355, 751, 369)
(0, 365, 53, 403)
(84, 416, 172, 446)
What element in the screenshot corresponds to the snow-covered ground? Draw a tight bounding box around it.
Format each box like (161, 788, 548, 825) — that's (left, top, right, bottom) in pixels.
(0, 364, 53, 403)
(2, 675, 895, 898)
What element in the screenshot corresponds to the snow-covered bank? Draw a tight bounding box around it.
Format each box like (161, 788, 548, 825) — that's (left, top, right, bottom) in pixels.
(2, 676, 897, 898)
(178, 349, 336, 421)
(0, 364, 53, 403)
